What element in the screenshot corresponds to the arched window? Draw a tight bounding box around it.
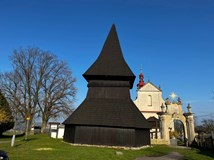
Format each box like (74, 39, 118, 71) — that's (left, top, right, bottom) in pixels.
(148, 95, 152, 106)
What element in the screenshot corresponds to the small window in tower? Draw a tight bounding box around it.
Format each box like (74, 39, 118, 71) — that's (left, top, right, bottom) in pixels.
(148, 95, 152, 106)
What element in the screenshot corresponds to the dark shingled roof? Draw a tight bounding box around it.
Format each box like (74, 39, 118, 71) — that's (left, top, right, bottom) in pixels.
(63, 24, 151, 129)
(83, 24, 135, 88)
(63, 98, 151, 129)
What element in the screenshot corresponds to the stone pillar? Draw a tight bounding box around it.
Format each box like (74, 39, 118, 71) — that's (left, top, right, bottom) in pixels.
(159, 113, 169, 142)
(183, 104, 195, 145)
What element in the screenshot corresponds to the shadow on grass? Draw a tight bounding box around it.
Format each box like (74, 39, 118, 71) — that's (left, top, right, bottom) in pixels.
(12, 137, 39, 147)
(21, 137, 38, 142)
(198, 149, 214, 159)
(1, 133, 25, 138)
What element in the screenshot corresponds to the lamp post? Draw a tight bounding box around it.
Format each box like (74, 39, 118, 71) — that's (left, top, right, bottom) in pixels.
(25, 117, 30, 140)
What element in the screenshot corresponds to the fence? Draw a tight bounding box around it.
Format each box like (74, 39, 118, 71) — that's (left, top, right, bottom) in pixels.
(194, 132, 214, 150)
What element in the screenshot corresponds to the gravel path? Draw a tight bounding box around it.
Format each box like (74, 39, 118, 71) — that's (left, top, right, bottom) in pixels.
(135, 152, 184, 160)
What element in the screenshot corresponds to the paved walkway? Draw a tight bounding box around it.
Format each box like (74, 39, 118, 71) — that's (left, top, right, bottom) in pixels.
(135, 152, 184, 160)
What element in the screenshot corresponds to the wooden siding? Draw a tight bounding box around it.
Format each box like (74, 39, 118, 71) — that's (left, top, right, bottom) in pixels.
(64, 125, 150, 147)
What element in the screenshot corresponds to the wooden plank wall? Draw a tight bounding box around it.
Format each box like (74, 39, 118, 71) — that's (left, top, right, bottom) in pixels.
(64, 125, 150, 147)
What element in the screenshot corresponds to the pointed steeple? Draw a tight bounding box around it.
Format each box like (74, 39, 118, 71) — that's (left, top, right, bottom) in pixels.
(83, 24, 135, 88)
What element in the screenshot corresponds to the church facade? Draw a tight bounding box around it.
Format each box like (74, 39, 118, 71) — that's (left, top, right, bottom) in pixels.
(134, 79, 164, 119)
(133, 71, 195, 145)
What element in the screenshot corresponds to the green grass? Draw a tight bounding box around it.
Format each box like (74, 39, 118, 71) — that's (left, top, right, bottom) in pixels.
(0, 134, 214, 160)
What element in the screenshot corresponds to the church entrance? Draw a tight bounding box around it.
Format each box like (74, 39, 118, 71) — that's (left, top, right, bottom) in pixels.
(169, 119, 186, 146)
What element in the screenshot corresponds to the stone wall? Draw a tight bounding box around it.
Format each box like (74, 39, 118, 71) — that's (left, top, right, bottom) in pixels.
(151, 139, 169, 145)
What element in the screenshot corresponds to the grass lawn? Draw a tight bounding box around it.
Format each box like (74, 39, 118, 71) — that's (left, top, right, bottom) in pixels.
(0, 134, 214, 160)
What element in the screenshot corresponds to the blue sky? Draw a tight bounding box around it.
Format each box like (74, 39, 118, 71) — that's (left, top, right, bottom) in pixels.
(0, 0, 214, 123)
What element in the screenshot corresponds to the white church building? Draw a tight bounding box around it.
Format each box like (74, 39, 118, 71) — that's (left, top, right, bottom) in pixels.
(133, 71, 195, 145)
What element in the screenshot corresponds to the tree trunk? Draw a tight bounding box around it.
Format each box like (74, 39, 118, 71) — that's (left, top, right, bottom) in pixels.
(41, 119, 48, 134)
(25, 119, 32, 140)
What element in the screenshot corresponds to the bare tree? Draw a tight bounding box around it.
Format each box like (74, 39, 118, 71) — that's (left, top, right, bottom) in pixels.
(201, 119, 214, 133)
(1, 48, 41, 137)
(0, 47, 76, 134)
(37, 53, 76, 133)
(195, 119, 214, 133)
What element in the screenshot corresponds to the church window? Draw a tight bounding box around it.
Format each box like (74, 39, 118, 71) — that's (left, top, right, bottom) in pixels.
(148, 95, 152, 106)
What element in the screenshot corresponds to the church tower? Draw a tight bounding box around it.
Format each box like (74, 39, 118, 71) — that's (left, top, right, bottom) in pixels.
(134, 71, 164, 119)
(63, 25, 151, 147)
